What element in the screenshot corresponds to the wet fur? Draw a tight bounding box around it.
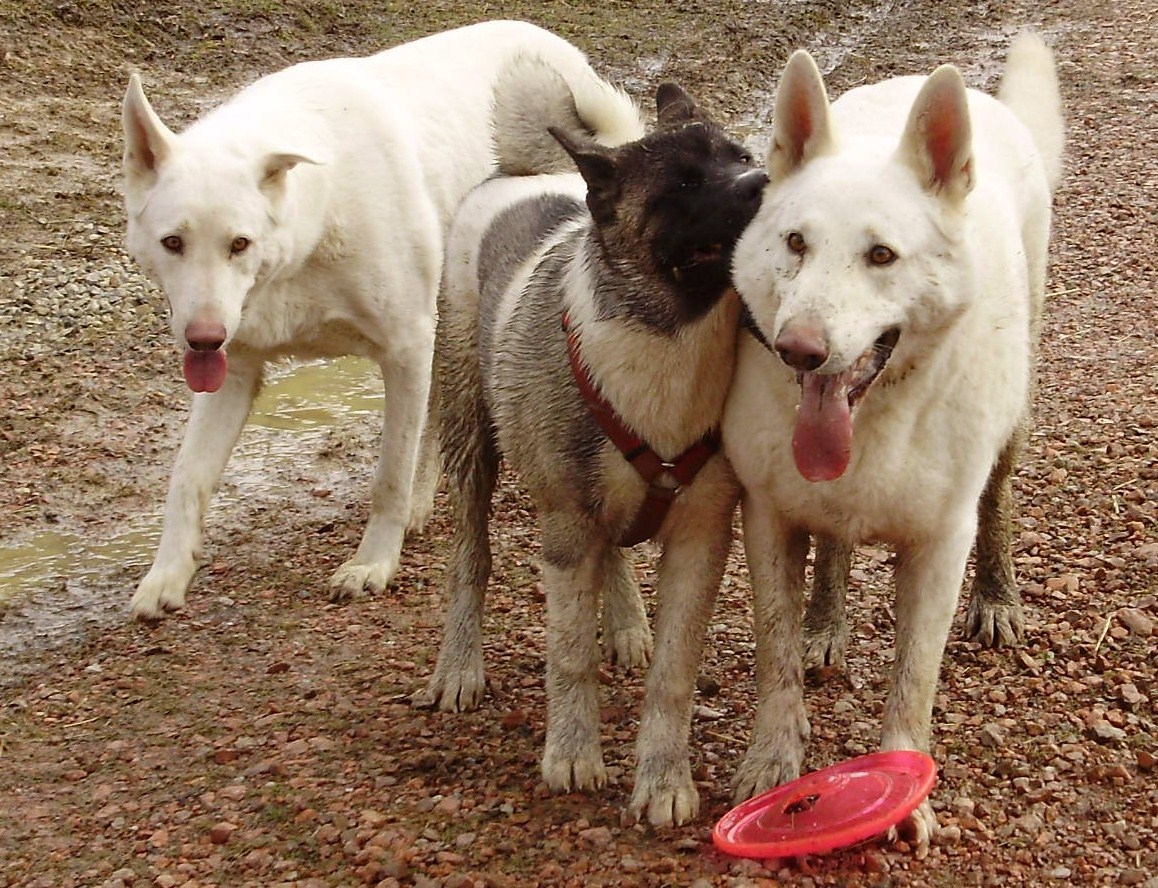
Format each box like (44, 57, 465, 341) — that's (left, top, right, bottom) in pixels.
(723, 34, 1063, 847)
(120, 22, 631, 619)
(414, 60, 766, 826)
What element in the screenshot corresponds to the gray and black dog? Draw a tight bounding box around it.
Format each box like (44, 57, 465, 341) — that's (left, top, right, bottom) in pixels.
(412, 56, 766, 827)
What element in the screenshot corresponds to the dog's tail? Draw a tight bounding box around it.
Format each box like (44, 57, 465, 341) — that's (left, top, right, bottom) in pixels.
(492, 54, 645, 176)
(998, 33, 1065, 192)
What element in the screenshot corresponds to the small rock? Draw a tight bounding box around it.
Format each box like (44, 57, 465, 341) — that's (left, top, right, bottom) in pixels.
(209, 822, 237, 844)
(979, 723, 1006, 748)
(578, 826, 613, 848)
(1118, 608, 1154, 637)
(1120, 683, 1148, 706)
(1091, 721, 1127, 744)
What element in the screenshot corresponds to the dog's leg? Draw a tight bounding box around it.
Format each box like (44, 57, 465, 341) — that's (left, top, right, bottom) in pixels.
(330, 337, 434, 601)
(409, 431, 498, 711)
(626, 469, 736, 827)
(405, 355, 442, 534)
(412, 308, 496, 712)
(802, 535, 853, 670)
(965, 430, 1026, 647)
(732, 495, 812, 802)
(131, 357, 263, 620)
(600, 547, 652, 669)
(540, 518, 608, 793)
(882, 521, 974, 849)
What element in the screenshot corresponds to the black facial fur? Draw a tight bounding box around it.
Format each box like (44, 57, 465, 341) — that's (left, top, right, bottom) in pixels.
(553, 84, 767, 333)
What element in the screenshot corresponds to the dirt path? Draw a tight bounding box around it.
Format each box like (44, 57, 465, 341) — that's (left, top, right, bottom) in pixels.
(0, 1, 1155, 886)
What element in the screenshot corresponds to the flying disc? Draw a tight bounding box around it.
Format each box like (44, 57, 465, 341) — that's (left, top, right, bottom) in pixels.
(712, 750, 937, 859)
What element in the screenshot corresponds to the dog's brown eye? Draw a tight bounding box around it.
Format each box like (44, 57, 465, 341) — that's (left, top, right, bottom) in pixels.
(868, 244, 896, 266)
(786, 232, 806, 254)
(161, 235, 183, 254)
(230, 236, 251, 255)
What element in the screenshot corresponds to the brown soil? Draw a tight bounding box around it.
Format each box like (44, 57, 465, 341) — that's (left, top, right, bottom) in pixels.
(1, 1, 1155, 886)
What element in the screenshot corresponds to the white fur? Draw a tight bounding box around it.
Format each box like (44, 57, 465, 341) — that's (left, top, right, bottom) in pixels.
(724, 35, 1063, 847)
(122, 21, 618, 619)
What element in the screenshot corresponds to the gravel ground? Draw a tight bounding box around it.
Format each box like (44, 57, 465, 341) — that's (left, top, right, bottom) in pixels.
(0, 0, 1155, 886)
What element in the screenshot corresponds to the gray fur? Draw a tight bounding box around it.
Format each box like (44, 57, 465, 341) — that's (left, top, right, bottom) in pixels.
(477, 193, 585, 382)
(415, 64, 764, 828)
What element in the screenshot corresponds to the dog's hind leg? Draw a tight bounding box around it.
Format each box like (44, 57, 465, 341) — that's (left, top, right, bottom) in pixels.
(540, 520, 608, 794)
(410, 428, 498, 712)
(412, 304, 498, 712)
(802, 535, 853, 670)
(600, 547, 652, 669)
(330, 331, 435, 601)
(965, 430, 1026, 647)
(131, 356, 263, 620)
(405, 357, 442, 535)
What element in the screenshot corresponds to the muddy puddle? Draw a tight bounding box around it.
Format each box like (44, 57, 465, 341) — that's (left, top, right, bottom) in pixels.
(0, 357, 383, 684)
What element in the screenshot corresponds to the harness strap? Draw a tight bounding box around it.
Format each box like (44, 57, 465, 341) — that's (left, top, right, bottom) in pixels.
(562, 312, 719, 547)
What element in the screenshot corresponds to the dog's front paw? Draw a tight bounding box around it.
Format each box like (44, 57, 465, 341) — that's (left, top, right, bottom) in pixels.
(130, 564, 194, 621)
(886, 798, 938, 854)
(329, 556, 399, 601)
(603, 625, 653, 670)
(964, 595, 1025, 648)
(541, 740, 607, 794)
(624, 761, 699, 827)
(411, 661, 486, 713)
(731, 710, 809, 802)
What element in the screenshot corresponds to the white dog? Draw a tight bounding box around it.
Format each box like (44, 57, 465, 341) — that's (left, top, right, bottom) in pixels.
(121, 21, 640, 620)
(724, 34, 1063, 845)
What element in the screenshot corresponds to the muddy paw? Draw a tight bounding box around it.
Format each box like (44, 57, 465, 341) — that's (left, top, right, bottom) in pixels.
(542, 742, 607, 794)
(411, 663, 485, 713)
(802, 619, 848, 671)
(887, 798, 938, 854)
(329, 556, 399, 601)
(603, 626, 653, 669)
(624, 767, 699, 827)
(130, 567, 193, 621)
(964, 596, 1025, 647)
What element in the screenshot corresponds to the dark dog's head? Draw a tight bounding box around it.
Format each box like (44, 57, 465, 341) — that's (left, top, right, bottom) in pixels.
(550, 84, 767, 332)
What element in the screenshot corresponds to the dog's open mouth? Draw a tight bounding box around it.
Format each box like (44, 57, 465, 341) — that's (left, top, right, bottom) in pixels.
(671, 243, 724, 278)
(792, 327, 900, 482)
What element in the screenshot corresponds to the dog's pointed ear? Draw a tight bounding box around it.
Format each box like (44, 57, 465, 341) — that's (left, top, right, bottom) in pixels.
(768, 50, 835, 181)
(260, 152, 324, 191)
(122, 73, 179, 197)
(550, 125, 620, 224)
(897, 65, 974, 202)
(655, 82, 708, 127)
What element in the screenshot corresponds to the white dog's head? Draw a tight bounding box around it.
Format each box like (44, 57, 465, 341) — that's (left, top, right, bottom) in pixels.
(122, 74, 322, 392)
(734, 51, 976, 481)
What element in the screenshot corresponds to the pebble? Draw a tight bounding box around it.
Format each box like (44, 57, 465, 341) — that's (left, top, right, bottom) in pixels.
(1118, 608, 1154, 637)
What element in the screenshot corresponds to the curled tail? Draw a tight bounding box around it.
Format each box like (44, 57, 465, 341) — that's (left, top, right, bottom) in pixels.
(998, 33, 1064, 192)
(491, 54, 645, 176)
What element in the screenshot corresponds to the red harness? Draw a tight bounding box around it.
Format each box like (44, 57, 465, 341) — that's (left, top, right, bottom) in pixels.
(562, 312, 720, 547)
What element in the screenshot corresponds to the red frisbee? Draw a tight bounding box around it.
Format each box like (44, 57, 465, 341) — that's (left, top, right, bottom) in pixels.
(713, 750, 937, 859)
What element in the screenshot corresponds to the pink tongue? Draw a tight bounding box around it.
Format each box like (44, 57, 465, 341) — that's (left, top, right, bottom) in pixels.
(792, 371, 853, 481)
(183, 349, 228, 393)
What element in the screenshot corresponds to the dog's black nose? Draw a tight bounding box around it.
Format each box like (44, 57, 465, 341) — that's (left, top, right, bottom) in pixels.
(185, 319, 227, 352)
(775, 324, 828, 372)
(736, 168, 769, 202)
